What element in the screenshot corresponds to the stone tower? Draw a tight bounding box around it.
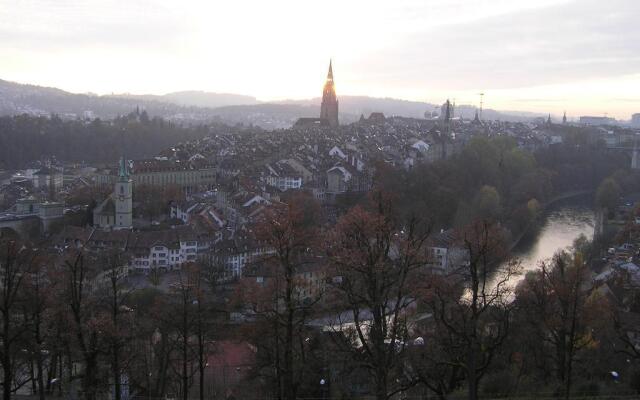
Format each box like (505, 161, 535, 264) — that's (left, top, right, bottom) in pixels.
(320, 59, 339, 127)
(114, 157, 133, 229)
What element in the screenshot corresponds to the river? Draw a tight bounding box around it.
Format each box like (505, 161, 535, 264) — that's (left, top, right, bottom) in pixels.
(511, 196, 596, 274)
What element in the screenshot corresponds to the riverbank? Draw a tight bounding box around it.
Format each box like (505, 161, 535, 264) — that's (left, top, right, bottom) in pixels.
(509, 190, 594, 252)
(509, 195, 595, 274)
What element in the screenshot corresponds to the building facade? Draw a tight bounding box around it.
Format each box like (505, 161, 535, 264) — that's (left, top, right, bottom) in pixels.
(96, 159, 216, 194)
(94, 157, 133, 230)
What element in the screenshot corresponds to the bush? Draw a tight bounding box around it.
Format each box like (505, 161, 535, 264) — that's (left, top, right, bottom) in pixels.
(482, 370, 517, 398)
(574, 381, 600, 397)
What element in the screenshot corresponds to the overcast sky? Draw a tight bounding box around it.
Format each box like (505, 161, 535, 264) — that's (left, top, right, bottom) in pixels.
(1, 0, 639, 119)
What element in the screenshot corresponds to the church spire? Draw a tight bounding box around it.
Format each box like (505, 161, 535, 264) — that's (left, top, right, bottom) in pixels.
(320, 59, 339, 127)
(444, 99, 451, 123)
(473, 109, 481, 124)
(118, 156, 129, 180)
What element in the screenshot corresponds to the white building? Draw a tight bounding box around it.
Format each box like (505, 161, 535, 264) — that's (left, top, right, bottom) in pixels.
(263, 162, 303, 191)
(427, 229, 470, 273)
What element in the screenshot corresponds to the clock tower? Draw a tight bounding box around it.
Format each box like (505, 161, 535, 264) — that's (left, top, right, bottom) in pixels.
(114, 156, 133, 229)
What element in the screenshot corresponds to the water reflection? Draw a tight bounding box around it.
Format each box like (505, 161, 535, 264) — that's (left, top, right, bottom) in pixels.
(512, 203, 595, 273)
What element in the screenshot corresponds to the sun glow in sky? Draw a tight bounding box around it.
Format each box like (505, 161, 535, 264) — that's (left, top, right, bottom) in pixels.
(1, 0, 639, 119)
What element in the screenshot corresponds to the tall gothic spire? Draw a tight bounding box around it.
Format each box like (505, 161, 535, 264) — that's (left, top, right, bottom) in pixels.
(444, 99, 451, 123)
(320, 59, 339, 127)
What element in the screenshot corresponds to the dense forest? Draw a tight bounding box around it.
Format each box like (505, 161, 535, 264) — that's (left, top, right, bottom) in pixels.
(372, 131, 634, 241)
(0, 112, 219, 168)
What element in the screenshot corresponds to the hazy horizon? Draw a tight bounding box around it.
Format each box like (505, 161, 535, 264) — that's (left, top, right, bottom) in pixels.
(2, 0, 639, 119)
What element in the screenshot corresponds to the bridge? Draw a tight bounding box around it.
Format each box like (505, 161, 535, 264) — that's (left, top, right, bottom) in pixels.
(0, 213, 41, 238)
(0, 200, 65, 239)
(604, 145, 640, 170)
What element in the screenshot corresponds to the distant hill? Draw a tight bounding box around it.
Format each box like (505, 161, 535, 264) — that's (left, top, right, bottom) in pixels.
(0, 78, 545, 128)
(275, 96, 432, 119)
(206, 103, 319, 128)
(111, 90, 259, 109)
(277, 95, 544, 122)
(0, 79, 223, 123)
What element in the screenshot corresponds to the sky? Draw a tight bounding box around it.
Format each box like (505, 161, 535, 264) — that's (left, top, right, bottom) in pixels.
(1, 0, 639, 119)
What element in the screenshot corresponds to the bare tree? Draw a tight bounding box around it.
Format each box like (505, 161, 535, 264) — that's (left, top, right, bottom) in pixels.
(63, 250, 106, 400)
(237, 193, 323, 400)
(516, 250, 602, 399)
(423, 220, 520, 400)
(187, 263, 218, 400)
(0, 240, 33, 400)
(22, 254, 58, 400)
(157, 268, 199, 400)
(325, 192, 430, 400)
(97, 251, 135, 400)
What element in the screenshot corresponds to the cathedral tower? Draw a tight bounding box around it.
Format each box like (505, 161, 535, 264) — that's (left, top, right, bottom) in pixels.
(320, 59, 339, 127)
(114, 156, 133, 229)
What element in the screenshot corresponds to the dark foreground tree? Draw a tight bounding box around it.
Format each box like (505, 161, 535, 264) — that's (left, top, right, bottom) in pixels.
(0, 240, 34, 400)
(422, 220, 520, 400)
(516, 250, 604, 399)
(325, 191, 431, 400)
(63, 251, 105, 400)
(236, 193, 323, 400)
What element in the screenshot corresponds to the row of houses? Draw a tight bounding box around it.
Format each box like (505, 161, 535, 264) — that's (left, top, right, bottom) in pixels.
(55, 225, 211, 274)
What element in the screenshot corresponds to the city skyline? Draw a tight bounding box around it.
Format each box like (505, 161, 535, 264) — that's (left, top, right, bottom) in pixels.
(1, 0, 639, 119)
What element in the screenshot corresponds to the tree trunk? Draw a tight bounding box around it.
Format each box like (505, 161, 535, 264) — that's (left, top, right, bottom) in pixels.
(3, 314, 12, 400)
(29, 359, 36, 396)
(45, 352, 57, 394)
(467, 343, 478, 400)
(35, 315, 45, 400)
(274, 314, 282, 400)
(182, 310, 189, 400)
(112, 278, 122, 400)
(113, 349, 121, 400)
(3, 356, 12, 400)
(198, 328, 205, 400)
(36, 353, 45, 400)
(375, 366, 388, 400)
(283, 266, 295, 400)
(84, 354, 97, 400)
